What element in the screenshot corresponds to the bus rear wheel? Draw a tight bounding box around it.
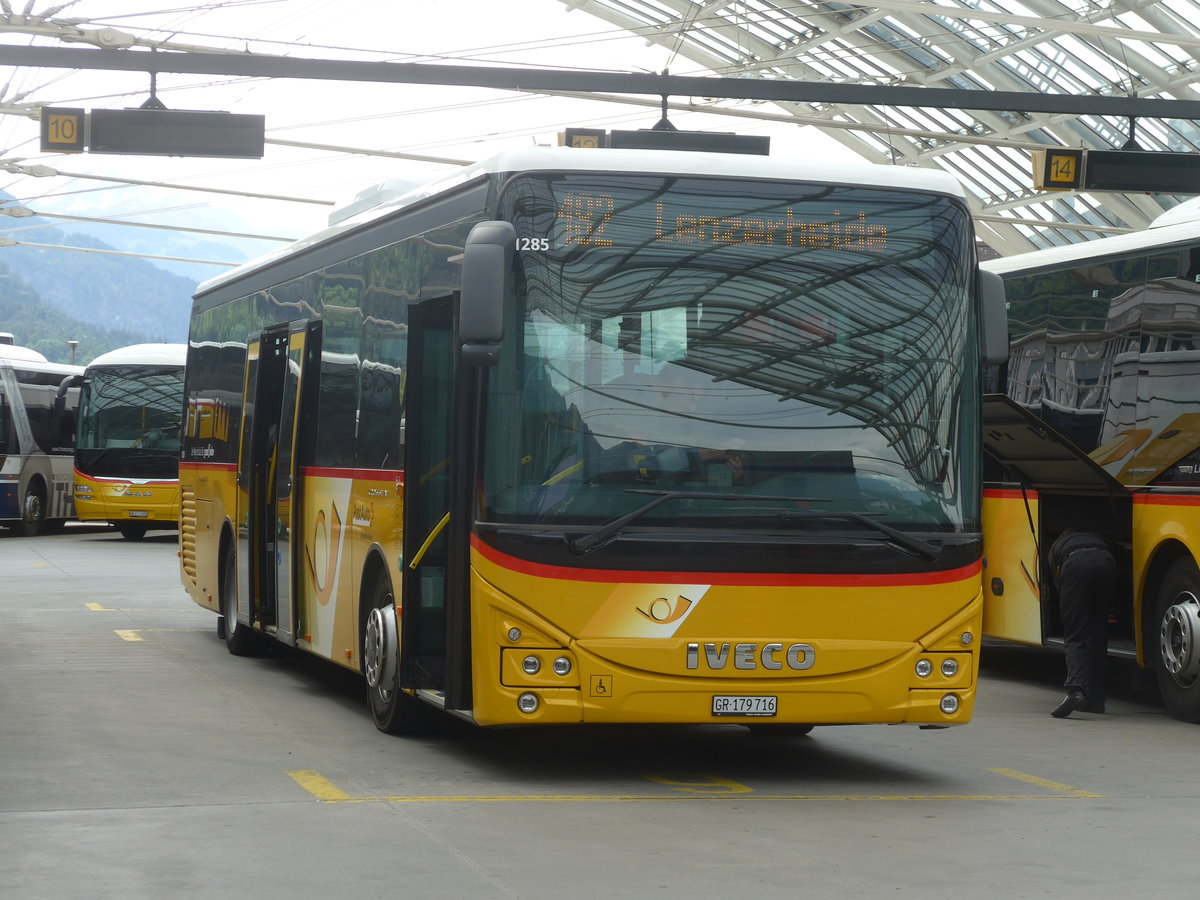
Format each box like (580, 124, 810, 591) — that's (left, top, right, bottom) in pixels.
(363, 576, 437, 735)
(220, 554, 262, 656)
(117, 523, 148, 541)
(1154, 557, 1200, 723)
(17, 480, 46, 537)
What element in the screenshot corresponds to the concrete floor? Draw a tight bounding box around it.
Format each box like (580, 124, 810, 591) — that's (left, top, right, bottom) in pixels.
(1, 524, 1193, 899)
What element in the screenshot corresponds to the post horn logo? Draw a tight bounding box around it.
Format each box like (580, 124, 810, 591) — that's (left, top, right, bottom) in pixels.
(636, 595, 693, 625)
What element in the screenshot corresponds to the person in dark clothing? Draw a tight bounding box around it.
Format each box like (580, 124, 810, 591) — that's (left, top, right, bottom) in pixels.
(1047, 529, 1118, 718)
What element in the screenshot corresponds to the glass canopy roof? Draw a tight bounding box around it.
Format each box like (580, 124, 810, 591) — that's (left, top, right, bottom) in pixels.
(557, 0, 1200, 256)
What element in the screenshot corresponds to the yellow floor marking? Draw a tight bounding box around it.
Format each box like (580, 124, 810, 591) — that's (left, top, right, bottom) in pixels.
(989, 767, 1104, 798)
(111, 628, 204, 640)
(89, 603, 206, 613)
(287, 770, 1103, 805)
(289, 771, 358, 802)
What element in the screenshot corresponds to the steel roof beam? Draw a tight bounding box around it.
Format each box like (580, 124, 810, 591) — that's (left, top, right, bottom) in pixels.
(6, 46, 1200, 118)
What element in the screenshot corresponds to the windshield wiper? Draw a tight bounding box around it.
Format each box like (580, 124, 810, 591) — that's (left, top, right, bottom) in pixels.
(568, 490, 828, 555)
(776, 510, 941, 561)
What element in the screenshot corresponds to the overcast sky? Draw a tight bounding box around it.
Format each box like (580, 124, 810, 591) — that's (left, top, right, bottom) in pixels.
(0, 0, 844, 259)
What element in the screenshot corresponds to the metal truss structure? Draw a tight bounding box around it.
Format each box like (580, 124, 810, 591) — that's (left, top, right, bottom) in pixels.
(558, 0, 1200, 255)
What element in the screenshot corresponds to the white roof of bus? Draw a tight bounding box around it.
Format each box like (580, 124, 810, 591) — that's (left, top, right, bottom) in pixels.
(345, 146, 968, 226)
(0, 344, 83, 377)
(198, 146, 967, 296)
(0, 343, 49, 362)
(85, 343, 188, 369)
(983, 204, 1200, 276)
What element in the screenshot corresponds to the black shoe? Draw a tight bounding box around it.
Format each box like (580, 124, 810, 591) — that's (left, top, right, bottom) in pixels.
(1051, 691, 1087, 718)
(1085, 701, 1105, 714)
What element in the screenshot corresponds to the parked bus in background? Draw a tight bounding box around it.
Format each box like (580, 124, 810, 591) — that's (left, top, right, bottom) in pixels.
(0, 342, 82, 535)
(981, 199, 1200, 721)
(180, 144, 1007, 735)
(66, 343, 187, 540)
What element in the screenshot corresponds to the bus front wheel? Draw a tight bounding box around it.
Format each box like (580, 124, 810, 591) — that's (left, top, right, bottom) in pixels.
(1153, 557, 1200, 723)
(363, 576, 437, 735)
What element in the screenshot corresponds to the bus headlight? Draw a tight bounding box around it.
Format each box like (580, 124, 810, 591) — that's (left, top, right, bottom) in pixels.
(517, 692, 539, 714)
(552, 656, 572, 676)
(915, 659, 933, 678)
(940, 693, 960, 714)
(941, 658, 959, 677)
(522, 655, 541, 675)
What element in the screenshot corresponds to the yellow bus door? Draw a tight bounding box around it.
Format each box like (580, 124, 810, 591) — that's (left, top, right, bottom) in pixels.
(400, 297, 474, 710)
(236, 320, 319, 643)
(981, 394, 1132, 647)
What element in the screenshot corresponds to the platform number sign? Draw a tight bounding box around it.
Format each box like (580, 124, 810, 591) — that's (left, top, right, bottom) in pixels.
(1032, 148, 1084, 191)
(562, 128, 608, 149)
(40, 107, 87, 153)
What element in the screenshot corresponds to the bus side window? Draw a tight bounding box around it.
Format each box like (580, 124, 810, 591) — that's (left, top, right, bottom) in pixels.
(0, 393, 10, 454)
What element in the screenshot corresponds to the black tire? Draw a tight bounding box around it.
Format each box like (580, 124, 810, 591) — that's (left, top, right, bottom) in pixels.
(17, 480, 46, 537)
(363, 576, 438, 735)
(220, 553, 261, 656)
(1153, 557, 1200, 722)
(117, 523, 149, 541)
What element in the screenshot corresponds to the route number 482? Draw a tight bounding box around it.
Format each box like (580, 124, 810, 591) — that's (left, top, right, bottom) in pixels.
(518, 237, 550, 251)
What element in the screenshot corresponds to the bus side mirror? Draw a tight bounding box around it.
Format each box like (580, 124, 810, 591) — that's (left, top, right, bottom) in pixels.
(54, 373, 83, 417)
(459, 220, 516, 367)
(978, 269, 1009, 366)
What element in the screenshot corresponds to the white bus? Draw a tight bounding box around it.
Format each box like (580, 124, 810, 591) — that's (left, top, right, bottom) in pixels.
(70, 344, 187, 540)
(0, 343, 83, 535)
(981, 199, 1200, 720)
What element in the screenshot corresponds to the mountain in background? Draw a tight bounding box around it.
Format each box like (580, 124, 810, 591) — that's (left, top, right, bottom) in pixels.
(0, 188, 293, 363)
(0, 263, 153, 365)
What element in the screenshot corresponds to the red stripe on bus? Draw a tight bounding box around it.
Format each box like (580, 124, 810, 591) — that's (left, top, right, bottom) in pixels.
(177, 461, 404, 483)
(1133, 493, 1200, 507)
(179, 461, 238, 472)
(984, 487, 1038, 499)
(74, 468, 177, 485)
(300, 467, 403, 482)
(471, 536, 980, 587)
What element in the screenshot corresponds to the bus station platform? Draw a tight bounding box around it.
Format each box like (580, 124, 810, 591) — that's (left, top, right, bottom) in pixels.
(1, 524, 1195, 900)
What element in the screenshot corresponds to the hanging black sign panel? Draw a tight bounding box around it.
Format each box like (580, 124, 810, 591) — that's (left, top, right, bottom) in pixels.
(88, 108, 265, 159)
(1083, 150, 1200, 194)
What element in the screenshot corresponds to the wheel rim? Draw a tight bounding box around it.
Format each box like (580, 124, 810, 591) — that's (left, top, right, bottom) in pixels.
(363, 599, 397, 695)
(1160, 591, 1200, 688)
(222, 566, 236, 623)
(23, 490, 43, 525)
(364, 607, 385, 688)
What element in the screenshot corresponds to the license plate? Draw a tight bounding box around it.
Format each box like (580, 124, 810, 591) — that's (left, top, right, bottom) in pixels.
(711, 695, 777, 717)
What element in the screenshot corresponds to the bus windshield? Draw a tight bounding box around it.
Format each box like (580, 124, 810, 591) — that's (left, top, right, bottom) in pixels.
(483, 173, 979, 539)
(76, 365, 184, 479)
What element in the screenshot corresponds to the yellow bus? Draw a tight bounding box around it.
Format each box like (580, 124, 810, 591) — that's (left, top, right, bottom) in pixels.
(981, 201, 1200, 721)
(68, 343, 187, 540)
(179, 145, 1007, 734)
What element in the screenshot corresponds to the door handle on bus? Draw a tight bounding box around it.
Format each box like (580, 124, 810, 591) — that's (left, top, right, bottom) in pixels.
(408, 512, 450, 569)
